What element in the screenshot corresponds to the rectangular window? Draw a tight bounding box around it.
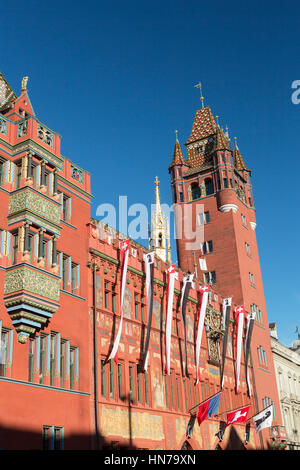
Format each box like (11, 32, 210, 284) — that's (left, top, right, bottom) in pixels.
(198, 211, 210, 225)
(204, 271, 216, 284)
(179, 192, 184, 202)
(62, 195, 69, 221)
(245, 242, 251, 257)
(62, 256, 68, 290)
(176, 376, 181, 410)
(134, 294, 139, 320)
(242, 214, 247, 226)
(164, 374, 169, 408)
(202, 240, 213, 254)
(112, 290, 116, 313)
(39, 335, 46, 384)
(42, 426, 51, 450)
(249, 272, 255, 285)
(183, 378, 188, 411)
(118, 363, 123, 400)
(16, 163, 22, 189)
(60, 340, 66, 388)
(50, 334, 56, 386)
(141, 301, 145, 323)
(170, 373, 175, 409)
(12, 233, 18, 265)
(54, 427, 63, 450)
(223, 177, 228, 188)
(105, 282, 109, 309)
(137, 364, 142, 403)
(71, 263, 77, 294)
(28, 338, 34, 382)
(109, 360, 114, 398)
(70, 347, 75, 390)
(145, 370, 149, 405)
(101, 359, 106, 397)
(0, 329, 9, 377)
(129, 365, 134, 403)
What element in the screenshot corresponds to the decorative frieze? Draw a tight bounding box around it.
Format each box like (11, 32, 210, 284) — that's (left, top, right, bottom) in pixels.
(4, 266, 60, 302)
(8, 187, 61, 227)
(37, 124, 54, 147)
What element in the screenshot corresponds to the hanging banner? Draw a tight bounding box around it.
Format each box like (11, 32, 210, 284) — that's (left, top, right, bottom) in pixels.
(108, 239, 130, 363)
(143, 252, 155, 371)
(165, 264, 176, 375)
(195, 285, 209, 383)
(220, 297, 232, 389)
(234, 305, 244, 394)
(244, 311, 256, 397)
(180, 273, 194, 376)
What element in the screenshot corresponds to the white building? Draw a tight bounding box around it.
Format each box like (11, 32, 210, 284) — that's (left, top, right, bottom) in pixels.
(269, 323, 300, 450)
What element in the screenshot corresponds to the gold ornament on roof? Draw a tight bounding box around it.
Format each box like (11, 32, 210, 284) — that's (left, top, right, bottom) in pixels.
(21, 76, 29, 91)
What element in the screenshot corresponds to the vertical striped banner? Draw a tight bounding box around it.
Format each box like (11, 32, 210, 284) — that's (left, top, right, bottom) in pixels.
(165, 264, 176, 375)
(195, 285, 209, 383)
(234, 306, 244, 394)
(108, 239, 130, 363)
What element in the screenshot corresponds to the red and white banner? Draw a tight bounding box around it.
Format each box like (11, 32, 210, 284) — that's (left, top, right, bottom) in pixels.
(245, 311, 256, 397)
(165, 264, 176, 375)
(143, 252, 155, 371)
(180, 273, 194, 376)
(226, 404, 251, 427)
(235, 305, 244, 394)
(108, 239, 130, 363)
(195, 285, 209, 383)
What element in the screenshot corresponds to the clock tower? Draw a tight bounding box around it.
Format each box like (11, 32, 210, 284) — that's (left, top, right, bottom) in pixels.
(169, 99, 283, 448)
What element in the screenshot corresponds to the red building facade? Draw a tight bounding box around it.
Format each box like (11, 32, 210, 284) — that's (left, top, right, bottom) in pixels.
(0, 73, 284, 450)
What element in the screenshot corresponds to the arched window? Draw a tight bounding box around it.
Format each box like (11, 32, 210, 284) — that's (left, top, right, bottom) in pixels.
(204, 178, 214, 196)
(189, 182, 201, 201)
(158, 233, 163, 247)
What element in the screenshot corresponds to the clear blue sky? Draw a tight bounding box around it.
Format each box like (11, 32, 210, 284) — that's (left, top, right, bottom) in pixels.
(1, 0, 299, 346)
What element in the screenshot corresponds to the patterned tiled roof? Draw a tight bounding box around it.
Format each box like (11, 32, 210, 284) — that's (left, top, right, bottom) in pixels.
(213, 126, 232, 152)
(169, 139, 189, 169)
(185, 106, 217, 145)
(234, 143, 250, 172)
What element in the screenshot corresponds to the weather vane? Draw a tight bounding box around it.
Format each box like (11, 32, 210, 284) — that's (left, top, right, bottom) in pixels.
(194, 82, 204, 108)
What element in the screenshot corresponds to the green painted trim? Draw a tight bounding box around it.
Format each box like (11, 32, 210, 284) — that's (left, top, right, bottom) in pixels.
(57, 177, 93, 201)
(0, 376, 90, 395)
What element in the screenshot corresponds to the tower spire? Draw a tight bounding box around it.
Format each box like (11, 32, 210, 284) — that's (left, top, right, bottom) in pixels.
(150, 177, 171, 263)
(194, 82, 204, 108)
(233, 137, 250, 172)
(169, 130, 188, 170)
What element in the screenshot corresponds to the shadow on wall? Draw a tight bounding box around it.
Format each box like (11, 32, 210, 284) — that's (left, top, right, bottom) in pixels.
(0, 424, 138, 451)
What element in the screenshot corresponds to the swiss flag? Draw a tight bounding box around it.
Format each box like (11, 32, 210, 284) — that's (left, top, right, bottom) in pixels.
(226, 405, 251, 427)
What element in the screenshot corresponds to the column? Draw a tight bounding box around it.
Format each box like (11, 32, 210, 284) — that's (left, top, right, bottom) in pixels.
(27, 151, 33, 180)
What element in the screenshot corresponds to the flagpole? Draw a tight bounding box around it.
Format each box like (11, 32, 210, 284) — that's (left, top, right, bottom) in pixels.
(217, 402, 252, 418)
(246, 403, 273, 423)
(188, 390, 221, 414)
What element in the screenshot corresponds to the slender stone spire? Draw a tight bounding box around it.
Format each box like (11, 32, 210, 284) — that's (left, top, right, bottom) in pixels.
(150, 177, 171, 263)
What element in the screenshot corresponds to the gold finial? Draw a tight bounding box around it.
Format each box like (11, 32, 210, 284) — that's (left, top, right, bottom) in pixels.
(175, 129, 179, 142)
(21, 76, 29, 91)
(155, 176, 160, 187)
(234, 137, 239, 149)
(194, 82, 204, 108)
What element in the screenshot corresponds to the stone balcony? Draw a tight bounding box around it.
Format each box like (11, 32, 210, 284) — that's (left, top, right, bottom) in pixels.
(4, 264, 60, 343)
(8, 186, 61, 234)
